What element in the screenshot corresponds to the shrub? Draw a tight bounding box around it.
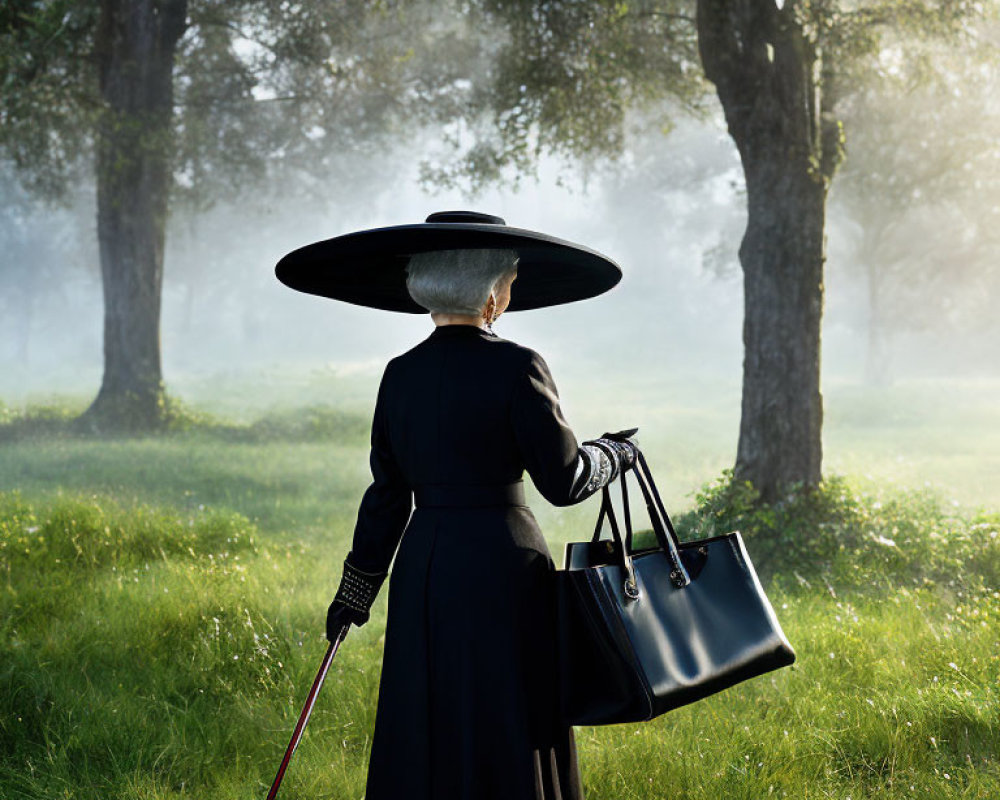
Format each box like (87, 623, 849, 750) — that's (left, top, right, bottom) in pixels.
(675, 470, 1000, 593)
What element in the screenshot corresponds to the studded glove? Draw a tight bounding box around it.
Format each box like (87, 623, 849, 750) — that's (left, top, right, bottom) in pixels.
(326, 552, 388, 640)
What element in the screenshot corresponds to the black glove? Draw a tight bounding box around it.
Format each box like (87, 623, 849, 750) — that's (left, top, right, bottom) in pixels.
(600, 427, 639, 471)
(326, 553, 388, 642)
(601, 427, 639, 442)
(583, 427, 639, 481)
(326, 602, 360, 642)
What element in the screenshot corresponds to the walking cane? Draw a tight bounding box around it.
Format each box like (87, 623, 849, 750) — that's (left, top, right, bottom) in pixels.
(266, 621, 350, 800)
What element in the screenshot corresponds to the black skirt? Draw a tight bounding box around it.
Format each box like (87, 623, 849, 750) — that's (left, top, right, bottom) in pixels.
(363, 503, 584, 800)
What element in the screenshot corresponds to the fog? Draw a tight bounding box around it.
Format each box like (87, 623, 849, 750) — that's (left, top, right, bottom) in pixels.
(2, 109, 996, 406)
(3, 80, 1000, 509)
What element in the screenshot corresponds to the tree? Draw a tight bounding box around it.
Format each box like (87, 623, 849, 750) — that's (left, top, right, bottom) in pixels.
(88, 0, 188, 429)
(1, 0, 476, 431)
(695, 0, 843, 499)
(435, 0, 983, 502)
(696, 1, 986, 498)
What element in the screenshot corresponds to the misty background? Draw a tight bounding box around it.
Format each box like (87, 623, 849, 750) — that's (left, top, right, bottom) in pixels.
(2, 14, 998, 507)
(5, 110, 996, 378)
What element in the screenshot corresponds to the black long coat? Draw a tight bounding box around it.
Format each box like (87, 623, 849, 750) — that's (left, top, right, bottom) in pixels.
(347, 322, 609, 800)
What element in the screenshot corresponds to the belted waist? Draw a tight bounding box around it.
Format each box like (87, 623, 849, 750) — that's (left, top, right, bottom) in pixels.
(413, 481, 526, 508)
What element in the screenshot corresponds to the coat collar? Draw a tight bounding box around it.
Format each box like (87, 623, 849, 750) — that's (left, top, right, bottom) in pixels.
(428, 324, 494, 338)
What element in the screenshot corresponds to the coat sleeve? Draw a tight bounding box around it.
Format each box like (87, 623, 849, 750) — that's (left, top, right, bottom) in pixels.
(346, 362, 413, 575)
(510, 348, 616, 507)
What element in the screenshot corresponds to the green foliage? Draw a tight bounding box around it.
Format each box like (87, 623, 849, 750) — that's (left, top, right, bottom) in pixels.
(423, 0, 990, 194)
(423, 0, 706, 193)
(1, 0, 483, 207)
(0, 0, 99, 199)
(676, 470, 1000, 593)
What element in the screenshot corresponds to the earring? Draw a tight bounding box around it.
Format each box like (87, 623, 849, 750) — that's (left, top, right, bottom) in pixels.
(484, 295, 496, 334)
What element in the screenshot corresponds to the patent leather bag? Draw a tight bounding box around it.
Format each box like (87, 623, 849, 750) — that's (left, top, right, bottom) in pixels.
(554, 449, 796, 726)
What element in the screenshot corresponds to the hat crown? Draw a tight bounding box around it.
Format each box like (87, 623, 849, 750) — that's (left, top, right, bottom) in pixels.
(425, 210, 506, 226)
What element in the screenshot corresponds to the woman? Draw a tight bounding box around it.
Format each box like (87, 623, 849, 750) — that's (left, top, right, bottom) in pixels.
(278, 212, 636, 800)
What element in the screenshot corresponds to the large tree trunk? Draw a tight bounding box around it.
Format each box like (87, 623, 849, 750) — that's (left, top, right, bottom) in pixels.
(697, 0, 840, 502)
(78, 0, 187, 433)
(738, 152, 826, 501)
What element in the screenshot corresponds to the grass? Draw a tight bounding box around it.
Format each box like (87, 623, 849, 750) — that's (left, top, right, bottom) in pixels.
(0, 485, 996, 799)
(0, 370, 998, 798)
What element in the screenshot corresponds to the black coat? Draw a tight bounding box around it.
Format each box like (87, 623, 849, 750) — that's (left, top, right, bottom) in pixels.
(348, 322, 610, 800)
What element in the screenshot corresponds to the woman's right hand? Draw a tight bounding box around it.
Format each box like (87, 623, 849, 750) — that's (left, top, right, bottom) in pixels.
(586, 428, 639, 473)
(599, 428, 639, 471)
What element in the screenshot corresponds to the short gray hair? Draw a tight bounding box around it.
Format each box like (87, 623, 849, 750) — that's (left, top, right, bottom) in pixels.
(405, 248, 519, 315)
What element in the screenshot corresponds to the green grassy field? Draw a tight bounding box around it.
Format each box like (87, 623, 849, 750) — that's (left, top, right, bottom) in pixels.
(1, 370, 998, 798)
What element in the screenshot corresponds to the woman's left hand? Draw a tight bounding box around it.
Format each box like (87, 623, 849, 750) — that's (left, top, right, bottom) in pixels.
(327, 601, 364, 642)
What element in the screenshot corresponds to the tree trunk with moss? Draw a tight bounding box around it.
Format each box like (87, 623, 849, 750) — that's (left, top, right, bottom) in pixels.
(78, 0, 187, 433)
(697, 0, 842, 502)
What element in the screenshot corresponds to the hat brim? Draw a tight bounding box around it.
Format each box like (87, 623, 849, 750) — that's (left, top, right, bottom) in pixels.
(275, 222, 622, 313)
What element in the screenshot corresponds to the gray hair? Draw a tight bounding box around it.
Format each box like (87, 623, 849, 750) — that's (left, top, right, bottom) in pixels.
(405, 248, 519, 315)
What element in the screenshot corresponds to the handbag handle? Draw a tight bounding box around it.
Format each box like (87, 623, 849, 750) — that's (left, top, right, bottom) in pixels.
(629, 451, 691, 587)
(632, 450, 681, 547)
(590, 481, 642, 600)
(591, 483, 623, 545)
(610, 457, 674, 555)
(589, 448, 677, 552)
(590, 447, 691, 591)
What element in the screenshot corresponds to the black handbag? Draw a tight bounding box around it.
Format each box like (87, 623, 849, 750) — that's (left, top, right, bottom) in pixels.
(554, 449, 796, 726)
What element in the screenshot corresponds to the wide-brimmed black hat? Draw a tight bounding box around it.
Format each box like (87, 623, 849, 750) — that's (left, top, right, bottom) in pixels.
(274, 211, 621, 312)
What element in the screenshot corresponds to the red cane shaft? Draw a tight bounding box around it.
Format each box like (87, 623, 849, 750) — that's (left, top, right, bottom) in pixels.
(266, 623, 349, 800)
